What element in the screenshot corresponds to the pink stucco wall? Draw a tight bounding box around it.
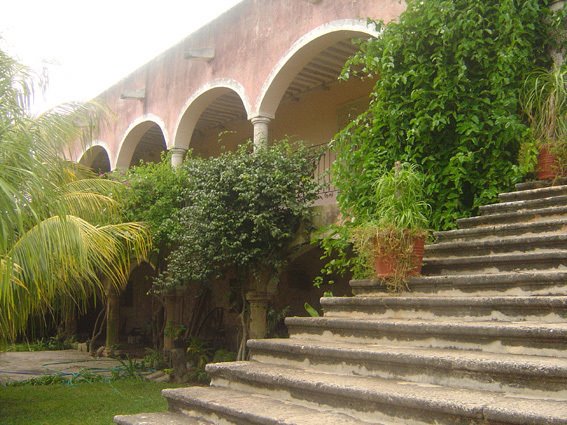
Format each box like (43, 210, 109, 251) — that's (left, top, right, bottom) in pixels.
(78, 0, 406, 166)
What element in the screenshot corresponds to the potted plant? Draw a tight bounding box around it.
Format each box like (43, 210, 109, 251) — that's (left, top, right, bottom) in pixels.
(520, 65, 567, 179)
(350, 162, 431, 292)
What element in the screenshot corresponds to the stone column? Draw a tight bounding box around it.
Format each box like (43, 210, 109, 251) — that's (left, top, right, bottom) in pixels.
(105, 289, 120, 351)
(170, 147, 187, 168)
(251, 116, 272, 151)
(246, 291, 270, 339)
(163, 294, 178, 351)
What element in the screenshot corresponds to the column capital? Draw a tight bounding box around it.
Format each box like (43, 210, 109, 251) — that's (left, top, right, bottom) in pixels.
(170, 147, 188, 167)
(245, 290, 271, 303)
(170, 147, 188, 155)
(250, 115, 272, 125)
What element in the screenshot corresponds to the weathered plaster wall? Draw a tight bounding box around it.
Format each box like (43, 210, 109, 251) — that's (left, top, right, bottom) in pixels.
(73, 0, 406, 165)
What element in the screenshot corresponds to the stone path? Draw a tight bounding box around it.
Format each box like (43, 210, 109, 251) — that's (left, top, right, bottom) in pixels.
(0, 350, 121, 383)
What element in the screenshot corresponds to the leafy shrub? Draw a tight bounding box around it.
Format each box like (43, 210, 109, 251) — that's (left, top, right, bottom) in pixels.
(155, 140, 321, 290)
(335, 0, 555, 230)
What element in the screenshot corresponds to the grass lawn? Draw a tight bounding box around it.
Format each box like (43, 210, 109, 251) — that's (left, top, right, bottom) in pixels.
(0, 379, 186, 425)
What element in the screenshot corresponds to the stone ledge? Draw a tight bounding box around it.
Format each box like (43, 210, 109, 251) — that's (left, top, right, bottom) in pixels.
(500, 184, 567, 202)
(435, 217, 567, 242)
(206, 361, 567, 425)
(247, 338, 567, 395)
(426, 233, 567, 256)
(164, 386, 367, 425)
(457, 205, 567, 229)
(480, 195, 567, 216)
(114, 412, 211, 425)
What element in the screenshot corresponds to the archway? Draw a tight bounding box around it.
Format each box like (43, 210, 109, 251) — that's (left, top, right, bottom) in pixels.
(115, 118, 168, 169)
(256, 21, 378, 202)
(78, 145, 111, 174)
(173, 82, 251, 157)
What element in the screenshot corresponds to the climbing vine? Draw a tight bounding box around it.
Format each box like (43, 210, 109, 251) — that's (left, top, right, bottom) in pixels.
(335, 0, 556, 230)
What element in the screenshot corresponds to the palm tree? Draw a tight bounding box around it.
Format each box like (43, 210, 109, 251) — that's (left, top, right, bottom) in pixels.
(0, 48, 151, 341)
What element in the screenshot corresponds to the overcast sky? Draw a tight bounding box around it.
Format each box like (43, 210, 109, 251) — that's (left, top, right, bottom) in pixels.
(0, 0, 242, 113)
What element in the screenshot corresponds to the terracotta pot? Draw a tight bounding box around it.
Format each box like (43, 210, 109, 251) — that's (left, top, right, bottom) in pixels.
(374, 236, 425, 278)
(537, 145, 558, 180)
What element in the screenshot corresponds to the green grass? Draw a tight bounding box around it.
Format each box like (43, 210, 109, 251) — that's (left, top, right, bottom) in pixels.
(0, 379, 186, 425)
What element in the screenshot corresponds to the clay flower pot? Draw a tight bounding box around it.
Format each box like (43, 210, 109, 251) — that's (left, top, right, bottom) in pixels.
(537, 145, 558, 180)
(374, 236, 425, 278)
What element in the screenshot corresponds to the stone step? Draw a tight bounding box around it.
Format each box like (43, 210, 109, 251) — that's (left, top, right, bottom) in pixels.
(114, 412, 212, 425)
(434, 218, 567, 243)
(247, 338, 567, 398)
(499, 184, 567, 202)
(479, 195, 567, 216)
(162, 386, 369, 425)
(351, 271, 567, 297)
(320, 295, 567, 322)
(284, 316, 567, 357)
(457, 205, 567, 229)
(206, 361, 567, 425)
(515, 177, 567, 191)
(426, 233, 567, 257)
(423, 250, 567, 275)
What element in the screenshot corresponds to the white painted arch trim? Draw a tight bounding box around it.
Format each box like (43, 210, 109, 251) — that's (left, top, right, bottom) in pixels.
(114, 114, 169, 170)
(172, 79, 251, 150)
(254, 19, 379, 119)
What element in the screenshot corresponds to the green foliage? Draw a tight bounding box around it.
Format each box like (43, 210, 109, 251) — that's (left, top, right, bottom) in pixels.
(369, 162, 430, 231)
(112, 153, 188, 268)
(0, 379, 185, 425)
(212, 348, 237, 363)
(304, 302, 320, 317)
(112, 357, 146, 380)
(6, 369, 109, 387)
(520, 65, 567, 174)
(313, 221, 369, 286)
(336, 0, 554, 230)
(267, 305, 290, 337)
(520, 65, 567, 143)
(0, 48, 151, 341)
(163, 322, 187, 339)
(155, 140, 320, 290)
(5, 337, 74, 352)
(141, 348, 166, 370)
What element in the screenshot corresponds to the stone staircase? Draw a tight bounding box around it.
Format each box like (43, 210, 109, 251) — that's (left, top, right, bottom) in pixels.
(115, 181, 567, 425)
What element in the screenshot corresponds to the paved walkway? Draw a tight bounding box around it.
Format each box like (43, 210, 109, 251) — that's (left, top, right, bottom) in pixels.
(0, 350, 122, 383)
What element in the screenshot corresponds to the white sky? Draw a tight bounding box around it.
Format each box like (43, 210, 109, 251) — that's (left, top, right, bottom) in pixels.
(0, 0, 242, 113)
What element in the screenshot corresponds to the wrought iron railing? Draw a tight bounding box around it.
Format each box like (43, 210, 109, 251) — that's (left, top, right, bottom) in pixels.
(310, 142, 338, 203)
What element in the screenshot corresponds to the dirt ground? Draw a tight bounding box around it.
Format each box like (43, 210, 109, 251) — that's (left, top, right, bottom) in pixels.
(0, 350, 122, 383)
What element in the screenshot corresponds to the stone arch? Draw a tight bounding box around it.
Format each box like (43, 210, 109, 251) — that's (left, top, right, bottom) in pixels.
(78, 142, 112, 173)
(114, 115, 168, 169)
(172, 80, 251, 153)
(255, 19, 379, 119)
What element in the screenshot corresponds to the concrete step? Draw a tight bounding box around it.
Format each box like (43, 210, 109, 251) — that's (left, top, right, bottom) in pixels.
(515, 177, 567, 191)
(426, 233, 567, 257)
(115, 412, 212, 425)
(284, 316, 567, 357)
(206, 361, 567, 425)
(499, 184, 567, 202)
(247, 338, 567, 398)
(479, 194, 567, 216)
(351, 271, 567, 297)
(163, 386, 370, 425)
(434, 218, 567, 243)
(457, 205, 567, 229)
(320, 295, 567, 322)
(422, 250, 567, 275)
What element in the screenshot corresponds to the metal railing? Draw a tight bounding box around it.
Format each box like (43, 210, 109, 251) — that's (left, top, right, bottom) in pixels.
(310, 142, 338, 204)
